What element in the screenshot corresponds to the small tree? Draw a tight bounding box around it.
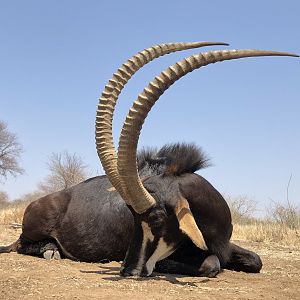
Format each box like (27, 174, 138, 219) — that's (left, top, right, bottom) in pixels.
(267, 200, 300, 229)
(226, 195, 257, 224)
(0, 190, 9, 209)
(38, 151, 88, 194)
(0, 121, 24, 180)
(267, 174, 300, 229)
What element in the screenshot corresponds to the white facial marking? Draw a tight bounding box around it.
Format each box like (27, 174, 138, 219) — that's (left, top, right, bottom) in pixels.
(133, 221, 154, 274)
(145, 238, 176, 276)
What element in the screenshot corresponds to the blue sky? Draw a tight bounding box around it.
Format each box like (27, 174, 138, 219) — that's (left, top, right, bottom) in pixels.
(1, 1, 299, 214)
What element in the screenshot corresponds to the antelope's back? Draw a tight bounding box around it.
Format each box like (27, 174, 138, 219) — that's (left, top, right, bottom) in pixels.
(54, 175, 133, 262)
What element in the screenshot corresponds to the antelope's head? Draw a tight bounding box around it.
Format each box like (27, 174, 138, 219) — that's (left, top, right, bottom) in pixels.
(95, 41, 298, 276)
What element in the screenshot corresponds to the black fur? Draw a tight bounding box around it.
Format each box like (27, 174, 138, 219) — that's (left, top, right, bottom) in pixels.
(137, 143, 210, 177)
(0, 143, 262, 277)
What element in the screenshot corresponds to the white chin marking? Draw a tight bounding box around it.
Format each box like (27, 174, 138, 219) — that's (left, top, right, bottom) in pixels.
(132, 221, 155, 275)
(145, 238, 175, 276)
(132, 222, 176, 276)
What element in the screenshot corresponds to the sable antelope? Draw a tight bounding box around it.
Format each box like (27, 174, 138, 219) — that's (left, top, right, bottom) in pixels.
(1, 41, 298, 277)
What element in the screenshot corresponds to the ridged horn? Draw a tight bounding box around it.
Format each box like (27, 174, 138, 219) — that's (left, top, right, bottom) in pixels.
(117, 49, 299, 213)
(95, 41, 229, 204)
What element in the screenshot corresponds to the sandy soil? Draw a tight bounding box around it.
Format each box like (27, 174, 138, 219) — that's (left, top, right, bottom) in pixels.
(0, 226, 299, 300)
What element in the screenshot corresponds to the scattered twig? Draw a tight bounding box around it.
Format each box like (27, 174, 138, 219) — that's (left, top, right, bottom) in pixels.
(10, 222, 22, 229)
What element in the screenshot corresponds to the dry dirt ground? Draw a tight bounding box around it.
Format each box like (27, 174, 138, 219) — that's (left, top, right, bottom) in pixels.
(0, 226, 299, 300)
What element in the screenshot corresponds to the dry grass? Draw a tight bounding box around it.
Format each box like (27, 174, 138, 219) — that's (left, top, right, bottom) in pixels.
(1, 201, 299, 250)
(0, 203, 27, 225)
(232, 222, 300, 249)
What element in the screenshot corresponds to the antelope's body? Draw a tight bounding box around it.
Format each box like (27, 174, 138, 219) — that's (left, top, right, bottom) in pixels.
(1, 144, 261, 276)
(1, 41, 298, 277)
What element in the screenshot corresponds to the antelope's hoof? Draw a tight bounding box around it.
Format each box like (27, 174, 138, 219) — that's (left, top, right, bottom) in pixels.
(43, 250, 61, 260)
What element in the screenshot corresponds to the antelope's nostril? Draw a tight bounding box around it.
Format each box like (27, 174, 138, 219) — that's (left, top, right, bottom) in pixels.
(120, 269, 133, 277)
(141, 268, 153, 277)
(120, 266, 134, 277)
(120, 265, 144, 277)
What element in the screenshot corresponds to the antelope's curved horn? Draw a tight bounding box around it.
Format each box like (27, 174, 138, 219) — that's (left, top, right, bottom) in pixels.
(95, 41, 229, 203)
(117, 49, 299, 213)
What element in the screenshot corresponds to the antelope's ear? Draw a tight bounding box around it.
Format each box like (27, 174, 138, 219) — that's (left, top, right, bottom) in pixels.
(175, 197, 208, 251)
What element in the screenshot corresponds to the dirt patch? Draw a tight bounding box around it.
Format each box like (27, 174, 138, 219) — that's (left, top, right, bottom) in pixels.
(0, 227, 299, 300)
